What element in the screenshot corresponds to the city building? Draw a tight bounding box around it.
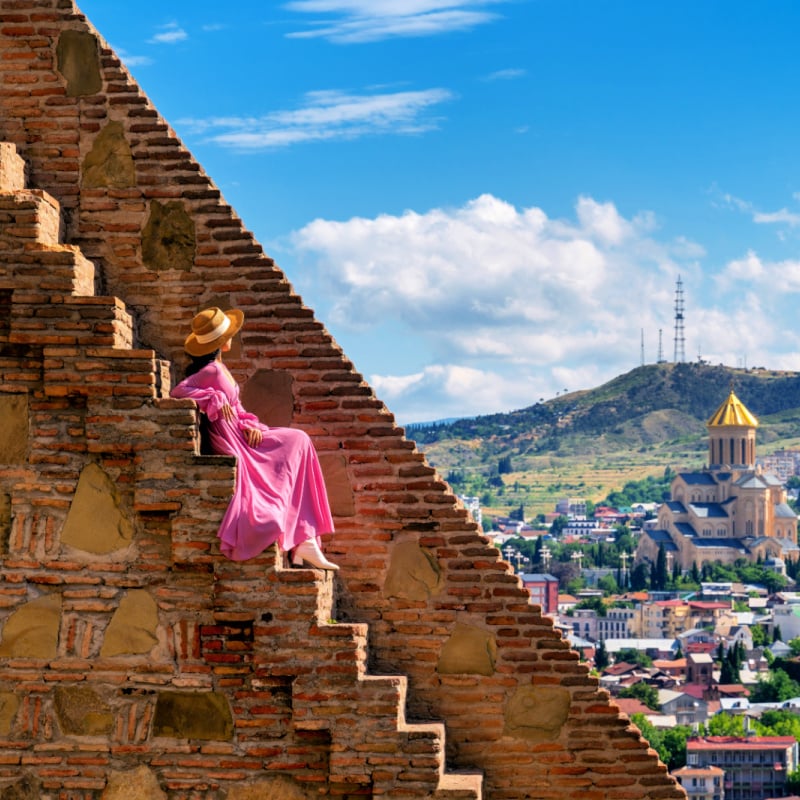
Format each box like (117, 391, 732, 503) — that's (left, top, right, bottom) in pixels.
(597, 607, 637, 641)
(519, 573, 558, 615)
(637, 391, 799, 571)
(555, 497, 588, 518)
(673, 765, 725, 800)
(772, 593, 800, 642)
(686, 736, 798, 800)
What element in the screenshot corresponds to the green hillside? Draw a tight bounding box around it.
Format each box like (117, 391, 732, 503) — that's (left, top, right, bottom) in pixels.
(409, 363, 800, 523)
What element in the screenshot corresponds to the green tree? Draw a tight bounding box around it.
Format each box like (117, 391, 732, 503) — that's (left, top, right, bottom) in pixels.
(550, 515, 569, 537)
(594, 639, 609, 671)
(750, 668, 800, 703)
(787, 769, 800, 796)
(598, 573, 619, 596)
(703, 712, 745, 737)
(630, 562, 649, 591)
(757, 709, 800, 739)
(630, 714, 691, 770)
(616, 648, 653, 668)
(619, 682, 659, 711)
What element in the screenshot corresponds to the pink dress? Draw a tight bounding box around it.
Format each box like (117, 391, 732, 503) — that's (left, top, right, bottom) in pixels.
(170, 360, 334, 561)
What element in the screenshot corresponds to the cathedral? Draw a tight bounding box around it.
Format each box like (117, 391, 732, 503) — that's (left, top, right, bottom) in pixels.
(636, 390, 799, 572)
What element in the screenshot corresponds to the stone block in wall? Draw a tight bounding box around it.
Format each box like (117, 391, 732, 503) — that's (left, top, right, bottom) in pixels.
(384, 539, 442, 601)
(227, 777, 315, 800)
(61, 462, 134, 555)
(142, 200, 196, 272)
(437, 622, 497, 676)
(82, 121, 136, 189)
(53, 686, 114, 736)
(56, 30, 101, 97)
(0, 594, 62, 659)
(152, 691, 233, 741)
(240, 369, 294, 427)
(0, 776, 40, 800)
(101, 766, 166, 800)
(319, 452, 355, 517)
(0, 394, 27, 464)
(503, 685, 571, 743)
(100, 590, 159, 657)
(0, 143, 26, 193)
(0, 692, 19, 736)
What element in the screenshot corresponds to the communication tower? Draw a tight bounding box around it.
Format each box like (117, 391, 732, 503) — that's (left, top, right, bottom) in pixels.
(673, 276, 685, 363)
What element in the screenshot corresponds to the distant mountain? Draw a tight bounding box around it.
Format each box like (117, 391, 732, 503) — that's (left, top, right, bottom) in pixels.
(411, 364, 800, 511)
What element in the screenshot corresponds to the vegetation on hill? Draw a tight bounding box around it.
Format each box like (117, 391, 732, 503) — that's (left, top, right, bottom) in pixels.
(408, 363, 800, 520)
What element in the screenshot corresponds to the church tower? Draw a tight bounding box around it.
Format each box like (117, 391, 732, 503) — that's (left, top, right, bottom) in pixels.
(707, 389, 758, 469)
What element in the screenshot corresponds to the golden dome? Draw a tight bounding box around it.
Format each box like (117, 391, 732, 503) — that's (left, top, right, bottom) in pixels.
(707, 390, 759, 428)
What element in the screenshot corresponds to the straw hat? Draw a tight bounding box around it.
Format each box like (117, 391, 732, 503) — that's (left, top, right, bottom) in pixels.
(184, 307, 244, 356)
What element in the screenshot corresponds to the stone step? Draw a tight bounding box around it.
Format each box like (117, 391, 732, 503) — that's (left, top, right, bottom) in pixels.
(433, 770, 484, 799)
(7, 294, 133, 350)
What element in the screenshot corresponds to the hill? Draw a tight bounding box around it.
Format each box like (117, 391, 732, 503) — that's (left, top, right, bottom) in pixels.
(410, 363, 800, 521)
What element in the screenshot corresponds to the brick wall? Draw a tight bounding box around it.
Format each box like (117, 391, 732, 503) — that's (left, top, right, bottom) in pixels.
(0, 2, 686, 798)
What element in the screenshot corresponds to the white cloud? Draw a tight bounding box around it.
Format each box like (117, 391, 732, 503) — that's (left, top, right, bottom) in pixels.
(372, 364, 537, 423)
(720, 250, 800, 293)
(148, 23, 188, 44)
(114, 49, 153, 67)
(177, 87, 454, 149)
(753, 208, 800, 226)
(289, 194, 716, 420)
(288, 193, 800, 422)
(483, 68, 526, 81)
(283, 0, 509, 43)
(714, 187, 800, 232)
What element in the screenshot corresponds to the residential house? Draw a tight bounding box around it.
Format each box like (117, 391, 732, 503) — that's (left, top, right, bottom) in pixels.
(687, 653, 715, 686)
(673, 765, 725, 800)
(658, 689, 709, 726)
(686, 736, 798, 800)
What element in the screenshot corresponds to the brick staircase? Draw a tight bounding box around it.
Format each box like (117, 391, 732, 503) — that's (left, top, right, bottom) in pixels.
(0, 141, 481, 797)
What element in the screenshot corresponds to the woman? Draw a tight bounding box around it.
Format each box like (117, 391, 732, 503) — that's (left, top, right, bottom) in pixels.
(170, 307, 339, 570)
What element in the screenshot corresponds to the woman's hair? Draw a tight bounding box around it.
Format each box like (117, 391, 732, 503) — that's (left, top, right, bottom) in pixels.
(185, 349, 220, 378)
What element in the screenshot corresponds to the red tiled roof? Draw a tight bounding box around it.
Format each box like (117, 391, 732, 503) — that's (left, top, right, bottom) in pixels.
(615, 698, 652, 716)
(688, 736, 796, 750)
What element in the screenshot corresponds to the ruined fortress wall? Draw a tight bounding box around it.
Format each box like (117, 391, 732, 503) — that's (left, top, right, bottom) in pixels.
(0, 1, 685, 798)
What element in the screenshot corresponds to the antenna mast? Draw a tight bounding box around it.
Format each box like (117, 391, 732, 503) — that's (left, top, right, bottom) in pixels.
(641, 329, 645, 367)
(673, 276, 685, 363)
(657, 329, 665, 364)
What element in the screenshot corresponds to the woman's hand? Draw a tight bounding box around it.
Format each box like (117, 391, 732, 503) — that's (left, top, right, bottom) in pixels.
(244, 427, 263, 448)
(220, 403, 234, 422)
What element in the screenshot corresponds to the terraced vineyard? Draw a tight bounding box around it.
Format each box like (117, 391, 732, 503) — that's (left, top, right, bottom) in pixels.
(410, 362, 800, 522)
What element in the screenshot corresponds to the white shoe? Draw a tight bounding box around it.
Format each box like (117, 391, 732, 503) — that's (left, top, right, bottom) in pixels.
(291, 539, 339, 570)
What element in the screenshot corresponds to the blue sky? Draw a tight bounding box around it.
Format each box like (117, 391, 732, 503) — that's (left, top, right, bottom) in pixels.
(78, 1, 800, 424)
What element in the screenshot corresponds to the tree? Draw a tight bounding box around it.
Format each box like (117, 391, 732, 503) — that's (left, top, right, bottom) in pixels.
(550, 515, 569, 537)
(630, 714, 691, 770)
(653, 546, 668, 591)
(594, 639, 609, 671)
(616, 648, 653, 668)
(750, 668, 800, 703)
(619, 681, 659, 711)
(598, 573, 619, 596)
(630, 563, 649, 591)
(498, 455, 513, 475)
(703, 712, 745, 737)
